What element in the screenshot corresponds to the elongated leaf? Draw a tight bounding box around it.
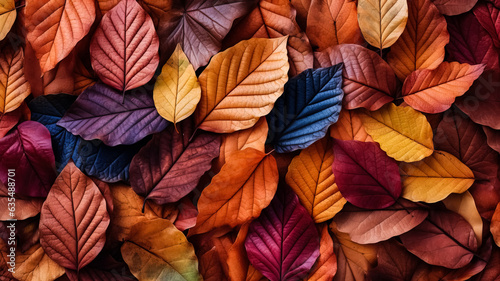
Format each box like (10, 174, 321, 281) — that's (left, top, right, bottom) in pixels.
(357, 0, 408, 49)
(306, 0, 363, 50)
(156, 0, 255, 70)
(57, 83, 168, 146)
(400, 150, 475, 203)
(12, 244, 65, 281)
(121, 219, 202, 281)
(387, 0, 449, 80)
(129, 121, 220, 205)
(39, 161, 110, 270)
(400, 208, 478, 269)
(0, 0, 16, 40)
(329, 109, 373, 142)
(191, 148, 278, 235)
(195, 37, 289, 133)
(305, 224, 337, 281)
(25, 0, 95, 73)
(334, 200, 428, 244)
(443, 192, 483, 246)
(225, 224, 265, 281)
(432, 0, 478, 15)
(267, 65, 343, 153)
(154, 44, 201, 127)
(402, 62, 485, 113)
(245, 186, 320, 281)
(0, 121, 56, 197)
(315, 44, 397, 110)
(447, 12, 500, 70)
(332, 140, 401, 209)
(90, 0, 159, 92)
(474, 2, 500, 48)
(286, 137, 346, 222)
(0, 47, 30, 114)
(359, 103, 434, 162)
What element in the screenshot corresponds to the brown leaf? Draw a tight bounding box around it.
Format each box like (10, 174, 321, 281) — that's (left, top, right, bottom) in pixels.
(329, 109, 373, 142)
(0, 46, 30, 114)
(13, 244, 65, 281)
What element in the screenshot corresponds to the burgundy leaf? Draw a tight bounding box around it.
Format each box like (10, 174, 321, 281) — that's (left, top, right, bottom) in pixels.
(484, 126, 500, 153)
(367, 240, 420, 281)
(0, 108, 21, 139)
(474, 2, 500, 48)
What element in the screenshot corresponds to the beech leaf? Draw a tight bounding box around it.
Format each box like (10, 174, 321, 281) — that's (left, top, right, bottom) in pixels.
(12, 244, 65, 281)
(443, 192, 484, 246)
(0, 0, 16, 41)
(432, 0, 478, 16)
(329, 109, 373, 142)
(0, 47, 30, 114)
(304, 224, 337, 281)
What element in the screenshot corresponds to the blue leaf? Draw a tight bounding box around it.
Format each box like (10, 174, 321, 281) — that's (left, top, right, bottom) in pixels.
(267, 64, 344, 153)
(29, 94, 79, 171)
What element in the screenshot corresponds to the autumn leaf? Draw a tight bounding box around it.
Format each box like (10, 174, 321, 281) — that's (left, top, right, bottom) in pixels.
(39, 161, 110, 270)
(154, 44, 201, 127)
(12, 244, 65, 281)
(191, 148, 278, 235)
(443, 192, 484, 246)
(484, 126, 500, 153)
(90, 0, 159, 93)
(195, 37, 289, 133)
(25, 0, 95, 73)
(433, 0, 478, 16)
(305, 224, 337, 281)
(366, 240, 420, 281)
(387, 0, 449, 80)
(359, 103, 434, 162)
(286, 137, 346, 222)
(0, 46, 30, 114)
(492, 203, 500, 247)
(402, 62, 484, 113)
(329, 109, 373, 142)
(357, 0, 408, 50)
(0, 0, 16, 41)
(315, 44, 397, 110)
(0, 106, 21, 139)
(474, 2, 500, 48)
(121, 219, 202, 281)
(0, 181, 43, 220)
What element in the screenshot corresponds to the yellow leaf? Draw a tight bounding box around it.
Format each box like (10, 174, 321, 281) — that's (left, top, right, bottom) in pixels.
(329, 109, 373, 142)
(0, 47, 31, 114)
(357, 0, 408, 49)
(0, 0, 16, 40)
(286, 137, 346, 223)
(443, 192, 483, 246)
(12, 244, 65, 281)
(195, 37, 289, 133)
(359, 103, 434, 162)
(400, 150, 475, 203)
(154, 44, 201, 127)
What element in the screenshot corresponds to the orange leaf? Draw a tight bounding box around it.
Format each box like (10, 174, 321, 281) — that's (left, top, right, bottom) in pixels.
(0, 181, 43, 221)
(402, 62, 485, 113)
(25, 0, 95, 73)
(306, 0, 363, 50)
(190, 149, 279, 236)
(0, 47, 30, 114)
(305, 224, 337, 281)
(329, 109, 373, 142)
(39, 161, 110, 270)
(89, 0, 159, 93)
(492, 203, 500, 247)
(12, 244, 65, 281)
(226, 224, 266, 281)
(387, 0, 449, 80)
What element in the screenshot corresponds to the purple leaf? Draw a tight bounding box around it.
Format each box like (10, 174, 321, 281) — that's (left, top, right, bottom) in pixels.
(245, 186, 320, 281)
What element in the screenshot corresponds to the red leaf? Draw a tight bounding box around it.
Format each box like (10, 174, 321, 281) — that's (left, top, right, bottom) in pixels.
(332, 140, 401, 209)
(483, 126, 500, 153)
(474, 2, 500, 48)
(367, 240, 420, 281)
(0, 107, 21, 139)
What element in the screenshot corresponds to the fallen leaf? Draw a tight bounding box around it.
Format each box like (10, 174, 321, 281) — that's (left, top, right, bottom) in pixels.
(195, 37, 289, 133)
(432, 0, 478, 16)
(154, 44, 201, 127)
(267, 64, 343, 153)
(39, 161, 110, 270)
(0, 0, 16, 41)
(473, 2, 500, 48)
(13, 244, 65, 281)
(305, 224, 337, 281)
(286, 137, 346, 222)
(492, 203, 500, 247)
(357, 0, 408, 49)
(443, 192, 483, 247)
(366, 240, 420, 281)
(226, 224, 265, 281)
(90, 0, 159, 93)
(245, 186, 320, 281)
(402, 62, 485, 113)
(471, 246, 500, 281)
(25, 0, 95, 73)
(0, 46, 30, 114)
(387, 0, 449, 80)
(0, 107, 21, 139)
(484, 126, 500, 153)
(0, 181, 43, 220)
(332, 139, 401, 209)
(359, 103, 434, 162)
(329, 109, 373, 142)
(315, 44, 397, 110)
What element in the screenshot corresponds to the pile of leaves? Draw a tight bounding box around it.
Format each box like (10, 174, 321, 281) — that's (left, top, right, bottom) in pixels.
(1, 0, 500, 280)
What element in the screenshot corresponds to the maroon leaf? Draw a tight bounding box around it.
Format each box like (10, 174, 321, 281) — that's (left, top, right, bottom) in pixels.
(0, 121, 56, 197)
(472, 246, 500, 281)
(129, 121, 221, 206)
(367, 240, 420, 281)
(484, 126, 500, 153)
(332, 140, 401, 209)
(400, 208, 478, 269)
(474, 2, 500, 48)
(0, 108, 21, 139)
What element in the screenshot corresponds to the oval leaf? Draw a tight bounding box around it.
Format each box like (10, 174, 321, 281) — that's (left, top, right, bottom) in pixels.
(195, 37, 289, 133)
(245, 186, 320, 281)
(474, 2, 500, 48)
(315, 44, 397, 110)
(90, 0, 159, 92)
(332, 140, 401, 209)
(286, 137, 346, 222)
(387, 0, 449, 80)
(154, 44, 201, 126)
(39, 161, 110, 270)
(0, 0, 16, 41)
(12, 244, 65, 281)
(432, 0, 478, 16)
(0, 47, 30, 114)
(357, 0, 408, 49)
(57, 83, 168, 146)
(359, 103, 434, 162)
(402, 62, 485, 113)
(267, 65, 343, 153)
(129, 122, 221, 205)
(400, 150, 475, 203)
(443, 192, 484, 246)
(329, 109, 373, 142)
(25, 0, 95, 73)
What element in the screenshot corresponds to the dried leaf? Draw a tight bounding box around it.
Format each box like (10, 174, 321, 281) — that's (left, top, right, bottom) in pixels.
(0, 0, 16, 40)
(13, 244, 65, 281)
(329, 109, 373, 142)
(0, 47, 30, 114)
